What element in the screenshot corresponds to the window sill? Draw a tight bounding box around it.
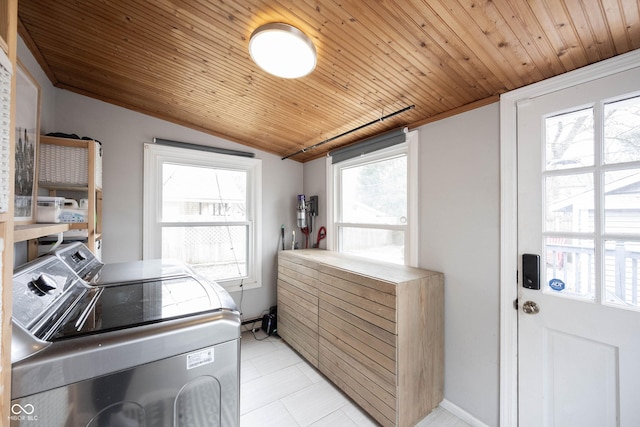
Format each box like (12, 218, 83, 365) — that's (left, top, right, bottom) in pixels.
(225, 280, 261, 293)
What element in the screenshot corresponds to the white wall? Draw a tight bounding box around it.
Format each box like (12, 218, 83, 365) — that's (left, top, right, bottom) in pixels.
(303, 103, 501, 426)
(301, 157, 328, 249)
(418, 104, 500, 426)
(17, 38, 304, 320)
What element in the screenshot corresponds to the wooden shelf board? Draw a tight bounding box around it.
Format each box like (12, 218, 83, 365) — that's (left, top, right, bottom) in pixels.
(39, 183, 89, 191)
(14, 223, 70, 242)
(67, 222, 88, 229)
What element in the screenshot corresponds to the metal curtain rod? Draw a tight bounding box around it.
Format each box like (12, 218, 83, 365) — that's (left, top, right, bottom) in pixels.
(281, 104, 415, 160)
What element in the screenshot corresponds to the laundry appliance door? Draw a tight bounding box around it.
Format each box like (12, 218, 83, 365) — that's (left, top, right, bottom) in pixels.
(10, 337, 240, 427)
(49, 275, 223, 340)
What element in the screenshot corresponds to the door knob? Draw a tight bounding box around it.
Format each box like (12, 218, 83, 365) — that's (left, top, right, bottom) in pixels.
(522, 301, 540, 314)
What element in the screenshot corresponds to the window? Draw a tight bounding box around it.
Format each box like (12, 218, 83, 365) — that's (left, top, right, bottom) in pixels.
(329, 131, 418, 266)
(143, 143, 262, 291)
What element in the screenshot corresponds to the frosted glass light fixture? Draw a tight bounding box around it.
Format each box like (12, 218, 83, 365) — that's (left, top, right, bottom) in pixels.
(249, 23, 317, 79)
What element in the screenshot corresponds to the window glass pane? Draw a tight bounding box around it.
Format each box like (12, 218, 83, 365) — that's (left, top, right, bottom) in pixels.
(604, 240, 640, 309)
(162, 163, 246, 222)
(604, 169, 640, 235)
(340, 155, 406, 224)
(339, 227, 404, 265)
(545, 108, 594, 170)
(545, 173, 594, 233)
(544, 237, 595, 300)
(162, 226, 247, 281)
(604, 96, 640, 164)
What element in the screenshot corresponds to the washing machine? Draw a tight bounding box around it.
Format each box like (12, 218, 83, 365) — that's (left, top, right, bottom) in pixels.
(10, 245, 240, 427)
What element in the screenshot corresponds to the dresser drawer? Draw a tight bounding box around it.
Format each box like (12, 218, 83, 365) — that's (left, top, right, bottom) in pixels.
(319, 335, 396, 426)
(278, 308, 318, 366)
(318, 269, 396, 334)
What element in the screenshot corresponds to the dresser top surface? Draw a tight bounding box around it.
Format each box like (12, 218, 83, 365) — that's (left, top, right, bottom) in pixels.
(279, 249, 442, 284)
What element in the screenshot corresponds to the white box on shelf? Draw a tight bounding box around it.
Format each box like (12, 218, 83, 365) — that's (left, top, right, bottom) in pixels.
(36, 196, 65, 223)
(59, 199, 88, 223)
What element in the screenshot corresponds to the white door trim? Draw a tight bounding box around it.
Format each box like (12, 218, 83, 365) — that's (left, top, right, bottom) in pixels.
(499, 49, 640, 427)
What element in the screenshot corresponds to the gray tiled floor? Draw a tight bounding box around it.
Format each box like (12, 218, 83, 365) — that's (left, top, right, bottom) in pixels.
(240, 331, 470, 427)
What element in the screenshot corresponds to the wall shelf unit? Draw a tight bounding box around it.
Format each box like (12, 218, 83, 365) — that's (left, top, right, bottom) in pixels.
(35, 135, 103, 259)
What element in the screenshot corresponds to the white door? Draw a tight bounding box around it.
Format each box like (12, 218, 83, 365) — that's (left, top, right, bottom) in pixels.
(517, 65, 640, 427)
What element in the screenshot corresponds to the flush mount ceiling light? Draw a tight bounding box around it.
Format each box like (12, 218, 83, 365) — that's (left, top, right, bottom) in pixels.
(249, 23, 317, 79)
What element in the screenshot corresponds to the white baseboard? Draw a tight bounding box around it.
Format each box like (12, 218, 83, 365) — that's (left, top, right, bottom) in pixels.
(440, 399, 491, 427)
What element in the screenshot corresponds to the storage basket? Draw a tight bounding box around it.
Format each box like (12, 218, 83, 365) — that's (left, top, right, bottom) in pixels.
(39, 143, 88, 185)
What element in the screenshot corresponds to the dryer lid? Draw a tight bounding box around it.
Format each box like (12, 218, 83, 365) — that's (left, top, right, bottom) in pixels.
(49, 274, 224, 341)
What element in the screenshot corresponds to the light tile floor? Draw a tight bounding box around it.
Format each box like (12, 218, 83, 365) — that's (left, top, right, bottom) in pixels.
(240, 331, 470, 427)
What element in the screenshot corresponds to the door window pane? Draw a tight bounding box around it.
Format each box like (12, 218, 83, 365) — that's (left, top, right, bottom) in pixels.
(162, 226, 247, 280)
(544, 237, 595, 300)
(540, 94, 640, 310)
(545, 173, 594, 233)
(604, 240, 640, 308)
(604, 96, 640, 164)
(340, 155, 406, 224)
(162, 163, 247, 222)
(339, 227, 404, 265)
(545, 108, 594, 170)
(603, 169, 640, 235)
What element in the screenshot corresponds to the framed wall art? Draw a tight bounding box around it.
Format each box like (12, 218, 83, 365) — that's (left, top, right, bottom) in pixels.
(14, 61, 40, 223)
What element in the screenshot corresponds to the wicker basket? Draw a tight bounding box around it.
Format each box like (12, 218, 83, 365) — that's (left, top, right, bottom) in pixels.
(39, 140, 102, 187)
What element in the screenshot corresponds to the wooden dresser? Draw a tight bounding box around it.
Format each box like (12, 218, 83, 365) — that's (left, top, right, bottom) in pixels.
(277, 249, 444, 427)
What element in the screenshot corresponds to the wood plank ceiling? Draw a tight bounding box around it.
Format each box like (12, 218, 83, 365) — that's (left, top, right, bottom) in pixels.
(17, 0, 640, 162)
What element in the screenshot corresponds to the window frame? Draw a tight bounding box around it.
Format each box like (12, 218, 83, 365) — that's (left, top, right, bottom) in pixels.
(143, 142, 262, 291)
(326, 130, 418, 266)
